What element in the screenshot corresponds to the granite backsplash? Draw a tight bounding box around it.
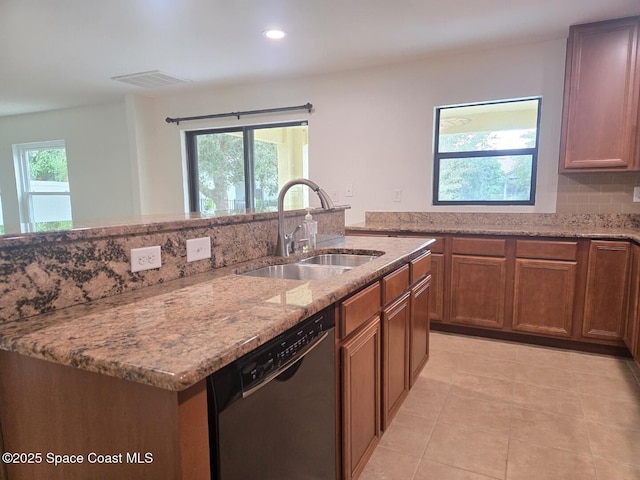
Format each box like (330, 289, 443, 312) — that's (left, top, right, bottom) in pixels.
(0, 208, 346, 323)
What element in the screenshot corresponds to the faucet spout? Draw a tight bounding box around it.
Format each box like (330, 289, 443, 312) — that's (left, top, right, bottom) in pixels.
(275, 178, 334, 257)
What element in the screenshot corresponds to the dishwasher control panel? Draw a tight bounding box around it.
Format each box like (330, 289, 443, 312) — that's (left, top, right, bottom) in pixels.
(239, 309, 334, 391)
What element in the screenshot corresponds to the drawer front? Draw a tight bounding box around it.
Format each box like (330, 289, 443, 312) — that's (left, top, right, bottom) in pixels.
(382, 264, 410, 306)
(340, 282, 381, 338)
(516, 240, 578, 261)
(452, 237, 506, 257)
(410, 251, 431, 284)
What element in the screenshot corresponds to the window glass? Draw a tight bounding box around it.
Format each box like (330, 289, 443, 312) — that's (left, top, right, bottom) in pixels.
(13, 140, 72, 227)
(434, 98, 541, 205)
(187, 122, 308, 213)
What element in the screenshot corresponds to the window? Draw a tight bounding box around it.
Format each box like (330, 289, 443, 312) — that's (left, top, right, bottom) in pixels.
(433, 98, 541, 205)
(13, 140, 72, 229)
(185, 121, 309, 213)
(0, 190, 4, 235)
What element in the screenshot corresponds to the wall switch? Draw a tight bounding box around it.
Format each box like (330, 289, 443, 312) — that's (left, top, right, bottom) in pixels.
(634, 186, 640, 203)
(345, 183, 353, 197)
(393, 189, 402, 202)
(186, 237, 211, 262)
(131, 246, 162, 273)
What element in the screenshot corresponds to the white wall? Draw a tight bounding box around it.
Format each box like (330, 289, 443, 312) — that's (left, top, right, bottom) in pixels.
(0, 37, 567, 228)
(0, 102, 136, 225)
(144, 37, 567, 224)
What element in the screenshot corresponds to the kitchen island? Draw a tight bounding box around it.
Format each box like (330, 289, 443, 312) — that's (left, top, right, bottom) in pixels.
(0, 233, 433, 480)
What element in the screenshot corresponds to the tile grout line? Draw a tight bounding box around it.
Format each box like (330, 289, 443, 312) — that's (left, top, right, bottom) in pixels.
(574, 373, 599, 479)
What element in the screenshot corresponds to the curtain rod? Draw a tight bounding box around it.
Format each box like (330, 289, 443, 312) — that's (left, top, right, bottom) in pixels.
(165, 102, 313, 125)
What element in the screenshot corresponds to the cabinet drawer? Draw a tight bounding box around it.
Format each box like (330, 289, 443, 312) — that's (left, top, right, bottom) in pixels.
(382, 265, 409, 305)
(452, 237, 506, 257)
(516, 240, 578, 261)
(410, 251, 431, 284)
(340, 282, 381, 338)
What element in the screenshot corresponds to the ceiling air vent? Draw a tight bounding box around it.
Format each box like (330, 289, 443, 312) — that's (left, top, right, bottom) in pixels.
(110, 70, 190, 88)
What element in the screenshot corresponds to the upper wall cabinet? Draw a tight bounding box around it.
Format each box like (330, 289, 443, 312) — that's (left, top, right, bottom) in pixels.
(559, 16, 640, 172)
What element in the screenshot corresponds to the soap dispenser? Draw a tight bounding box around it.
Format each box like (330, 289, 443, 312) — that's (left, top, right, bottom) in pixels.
(303, 209, 318, 249)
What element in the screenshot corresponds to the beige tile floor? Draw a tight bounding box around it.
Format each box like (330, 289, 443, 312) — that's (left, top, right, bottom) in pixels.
(360, 332, 640, 480)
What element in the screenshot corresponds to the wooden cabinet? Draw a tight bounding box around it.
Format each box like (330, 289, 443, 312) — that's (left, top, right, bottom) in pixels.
(381, 293, 410, 430)
(427, 237, 445, 323)
(560, 16, 640, 172)
(0, 351, 210, 480)
(449, 238, 507, 329)
(410, 275, 430, 386)
(340, 316, 381, 480)
(381, 266, 410, 430)
(512, 240, 579, 338)
(624, 244, 640, 362)
(583, 240, 632, 341)
(583, 240, 631, 341)
(337, 249, 432, 479)
(338, 282, 382, 480)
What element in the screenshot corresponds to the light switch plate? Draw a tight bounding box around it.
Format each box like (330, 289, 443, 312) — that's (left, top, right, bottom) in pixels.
(187, 237, 212, 262)
(633, 186, 640, 203)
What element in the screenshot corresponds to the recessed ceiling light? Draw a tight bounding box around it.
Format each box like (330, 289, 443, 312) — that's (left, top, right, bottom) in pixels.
(263, 29, 286, 40)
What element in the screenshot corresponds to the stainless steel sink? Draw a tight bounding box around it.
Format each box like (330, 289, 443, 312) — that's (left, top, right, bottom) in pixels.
(240, 263, 352, 280)
(298, 253, 379, 267)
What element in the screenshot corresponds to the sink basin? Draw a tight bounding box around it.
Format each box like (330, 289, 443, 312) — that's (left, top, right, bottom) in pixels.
(298, 253, 379, 267)
(241, 263, 352, 280)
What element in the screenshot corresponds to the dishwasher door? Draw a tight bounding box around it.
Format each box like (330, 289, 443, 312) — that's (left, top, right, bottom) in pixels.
(208, 313, 336, 480)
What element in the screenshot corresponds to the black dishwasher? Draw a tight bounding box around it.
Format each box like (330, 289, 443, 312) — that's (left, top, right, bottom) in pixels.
(207, 307, 336, 480)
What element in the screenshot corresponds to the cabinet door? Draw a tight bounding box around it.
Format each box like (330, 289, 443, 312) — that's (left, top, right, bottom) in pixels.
(512, 259, 576, 338)
(410, 276, 430, 386)
(429, 253, 445, 323)
(560, 16, 640, 171)
(382, 293, 410, 430)
(341, 317, 381, 480)
(583, 241, 631, 341)
(450, 255, 506, 329)
(624, 244, 640, 360)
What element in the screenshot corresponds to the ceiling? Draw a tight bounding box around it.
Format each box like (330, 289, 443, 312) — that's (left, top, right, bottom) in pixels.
(1, 0, 639, 118)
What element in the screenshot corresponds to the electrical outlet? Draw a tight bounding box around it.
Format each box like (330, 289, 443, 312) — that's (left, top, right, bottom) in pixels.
(186, 237, 211, 262)
(131, 246, 162, 272)
(345, 184, 353, 197)
(393, 189, 402, 202)
(634, 186, 640, 203)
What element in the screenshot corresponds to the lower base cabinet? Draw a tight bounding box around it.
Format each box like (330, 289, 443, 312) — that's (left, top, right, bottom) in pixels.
(382, 293, 410, 430)
(624, 244, 640, 362)
(450, 255, 506, 329)
(512, 259, 576, 337)
(410, 275, 431, 386)
(338, 250, 432, 480)
(583, 240, 631, 341)
(341, 316, 381, 480)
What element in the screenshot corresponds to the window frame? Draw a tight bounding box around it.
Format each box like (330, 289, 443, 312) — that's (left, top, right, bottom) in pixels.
(185, 120, 307, 212)
(13, 140, 72, 225)
(432, 97, 542, 206)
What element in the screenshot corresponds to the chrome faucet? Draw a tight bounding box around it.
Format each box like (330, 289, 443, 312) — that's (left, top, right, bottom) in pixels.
(275, 178, 335, 256)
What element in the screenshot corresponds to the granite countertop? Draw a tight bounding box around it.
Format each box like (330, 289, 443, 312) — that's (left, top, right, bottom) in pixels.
(0, 236, 433, 392)
(347, 213, 640, 242)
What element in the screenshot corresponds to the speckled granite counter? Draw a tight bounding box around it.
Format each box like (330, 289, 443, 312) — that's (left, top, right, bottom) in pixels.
(347, 212, 640, 242)
(0, 236, 433, 391)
